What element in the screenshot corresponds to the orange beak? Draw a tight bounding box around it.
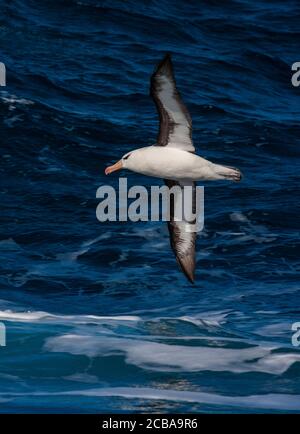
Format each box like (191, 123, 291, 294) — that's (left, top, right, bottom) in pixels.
(105, 160, 123, 175)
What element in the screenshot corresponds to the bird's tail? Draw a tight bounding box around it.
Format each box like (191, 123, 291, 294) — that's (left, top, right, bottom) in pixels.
(215, 165, 243, 182)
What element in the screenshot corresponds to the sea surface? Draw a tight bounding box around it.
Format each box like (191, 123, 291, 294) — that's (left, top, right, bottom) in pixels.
(0, 0, 300, 413)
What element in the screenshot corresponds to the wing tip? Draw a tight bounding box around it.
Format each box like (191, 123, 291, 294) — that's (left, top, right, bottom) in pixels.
(163, 52, 172, 62)
(176, 255, 195, 284)
(153, 53, 173, 76)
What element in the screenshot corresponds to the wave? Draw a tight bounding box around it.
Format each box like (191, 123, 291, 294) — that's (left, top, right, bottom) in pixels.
(0, 309, 140, 323)
(44, 334, 300, 375)
(1, 387, 299, 412)
(1, 0, 300, 413)
(52, 387, 300, 411)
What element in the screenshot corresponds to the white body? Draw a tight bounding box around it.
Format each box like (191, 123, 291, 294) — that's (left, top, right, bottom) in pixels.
(123, 146, 240, 182)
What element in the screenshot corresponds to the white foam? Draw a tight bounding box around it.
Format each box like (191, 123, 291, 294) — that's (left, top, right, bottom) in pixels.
(0, 310, 52, 321)
(44, 335, 300, 375)
(0, 91, 34, 111)
(56, 248, 89, 263)
(256, 322, 291, 337)
(229, 212, 278, 244)
(0, 307, 232, 330)
(1, 95, 34, 106)
(63, 373, 99, 384)
(0, 310, 141, 324)
(230, 212, 249, 223)
(82, 233, 112, 247)
(179, 310, 229, 327)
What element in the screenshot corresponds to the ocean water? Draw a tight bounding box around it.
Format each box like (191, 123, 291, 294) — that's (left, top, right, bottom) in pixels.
(0, 0, 300, 413)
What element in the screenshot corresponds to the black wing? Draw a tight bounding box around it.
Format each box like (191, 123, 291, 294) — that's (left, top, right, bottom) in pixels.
(165, 179, 197, 283)
(150, 54, 194, 153)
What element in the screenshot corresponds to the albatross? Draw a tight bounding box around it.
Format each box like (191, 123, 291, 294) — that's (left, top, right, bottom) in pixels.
(105, 54, 242, 283)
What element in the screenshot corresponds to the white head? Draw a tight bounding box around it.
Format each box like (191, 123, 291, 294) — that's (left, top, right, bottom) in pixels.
(105, 149, 140, 175)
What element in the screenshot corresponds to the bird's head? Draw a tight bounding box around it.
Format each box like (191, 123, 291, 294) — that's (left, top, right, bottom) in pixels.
(105, 150, 137, 175)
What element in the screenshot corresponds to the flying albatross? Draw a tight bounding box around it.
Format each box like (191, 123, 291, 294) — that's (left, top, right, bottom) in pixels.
(105, 54, 242, 283)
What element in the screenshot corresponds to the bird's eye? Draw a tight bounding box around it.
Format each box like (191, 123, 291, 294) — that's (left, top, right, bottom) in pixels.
(123, 154, 131, 160)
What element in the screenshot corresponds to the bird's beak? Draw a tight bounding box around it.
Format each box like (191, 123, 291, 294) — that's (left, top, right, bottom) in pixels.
(105, 160, 123, 175)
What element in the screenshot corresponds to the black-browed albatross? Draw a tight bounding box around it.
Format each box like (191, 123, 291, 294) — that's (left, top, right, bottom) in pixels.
(105, 54, 242, 283)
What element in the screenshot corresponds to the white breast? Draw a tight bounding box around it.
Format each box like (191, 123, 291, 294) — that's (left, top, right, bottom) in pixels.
(127, 146, 215, 181)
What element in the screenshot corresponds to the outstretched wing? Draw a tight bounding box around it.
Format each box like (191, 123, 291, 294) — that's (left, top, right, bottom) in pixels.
(165, 179, 197, 283)
(150, 54, 194, 153)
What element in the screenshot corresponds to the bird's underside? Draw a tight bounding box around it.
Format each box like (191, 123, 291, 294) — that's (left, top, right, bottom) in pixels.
(151, 53, 197, 283)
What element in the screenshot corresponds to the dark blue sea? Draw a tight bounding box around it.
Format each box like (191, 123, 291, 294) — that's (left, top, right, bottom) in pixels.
(0, 0, 300, 413)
